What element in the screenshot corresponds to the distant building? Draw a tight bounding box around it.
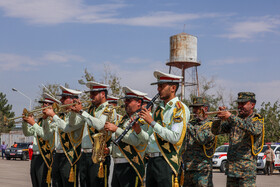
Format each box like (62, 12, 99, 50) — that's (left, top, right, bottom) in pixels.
(1, 128, 33, 148)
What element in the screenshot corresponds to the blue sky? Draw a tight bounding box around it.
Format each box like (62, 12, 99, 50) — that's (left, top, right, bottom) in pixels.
(0, 0, 279, 116)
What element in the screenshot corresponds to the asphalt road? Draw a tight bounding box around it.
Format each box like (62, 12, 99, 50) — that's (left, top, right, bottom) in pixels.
(0, 158, 280, 187)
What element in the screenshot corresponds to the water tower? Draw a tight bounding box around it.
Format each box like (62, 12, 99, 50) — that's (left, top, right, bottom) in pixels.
(166, 32, 200, 100)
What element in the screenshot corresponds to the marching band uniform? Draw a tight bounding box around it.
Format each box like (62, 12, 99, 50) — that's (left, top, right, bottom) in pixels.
(43, 86, 84, 187)
(107, 95, 123, 123)
(22, 93, 60, 187)
(137, 71, 190, 187)
(109, 87, 149, 187)
(77, 82, 117, 187)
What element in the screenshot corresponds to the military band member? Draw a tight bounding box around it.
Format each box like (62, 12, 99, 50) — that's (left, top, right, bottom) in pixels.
(104, 87, 149, 187)
(107, 95, 123, 123)
(211, 92, 264, 187)
(142, 95, 153, 111)
(183, 97, 216, 187)
(43, 86, 84, 187)
(72, 81, 117, 187)
(107, 95, 119, 107)
(22, 93, 60, 187)
(138, 71, 190, 187)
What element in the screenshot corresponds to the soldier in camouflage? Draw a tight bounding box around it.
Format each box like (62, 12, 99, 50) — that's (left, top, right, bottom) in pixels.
(183, 97, 216, 187)
(211, 92, 264, 187)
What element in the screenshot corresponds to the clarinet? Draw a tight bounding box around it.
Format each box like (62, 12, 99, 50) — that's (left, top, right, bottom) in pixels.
(113, 93, 160, 146)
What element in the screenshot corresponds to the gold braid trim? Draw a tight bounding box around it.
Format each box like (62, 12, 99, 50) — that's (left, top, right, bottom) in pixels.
(203, 136, 217, 158)
(251, 117, 265, 156)
(174, 101, 187, 147)
(198, 121, 218, 158)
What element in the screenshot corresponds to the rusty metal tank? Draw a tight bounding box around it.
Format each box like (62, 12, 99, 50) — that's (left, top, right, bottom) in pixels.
(166, 32, 200, 69)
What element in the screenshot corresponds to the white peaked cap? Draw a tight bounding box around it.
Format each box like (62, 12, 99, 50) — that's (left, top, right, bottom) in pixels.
(151, 70, 182, 85)
(107, 95, 119, 103)
(58, 85, 82, 97)
(39, 92, 61, 104)
(143, 95, 152, 103)
(85, 81, 109, 92)
(121, 86, 147, 99)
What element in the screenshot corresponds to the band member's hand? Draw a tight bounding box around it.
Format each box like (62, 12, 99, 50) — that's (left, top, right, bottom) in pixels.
(104, 122, 118, 132)
(219, 106, 227, 111)
(72, 99, 83, 113)
(42, 113, 48, 119)
(217, 107, 231, 120)
(104, 147, 110, 155)
(43, 107, 55, 117)
(22, 115, 36, 126)
(132, 121, 142, 134)
(138, 108, 153, 125)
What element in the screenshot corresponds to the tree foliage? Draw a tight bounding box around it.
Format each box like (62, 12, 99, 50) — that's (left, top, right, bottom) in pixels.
(34, 83, 66, 109)
(258, 101, 280, 143)
(102, 64, 122, 98)
(0, 92, 15, 133)
(183, 76, 231, 146)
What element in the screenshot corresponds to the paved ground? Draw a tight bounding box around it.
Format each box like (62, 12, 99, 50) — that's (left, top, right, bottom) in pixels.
(1, 158, 280, 187)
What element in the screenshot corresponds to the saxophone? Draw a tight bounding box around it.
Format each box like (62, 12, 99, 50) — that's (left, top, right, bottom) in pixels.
(91, 105, 118, 177)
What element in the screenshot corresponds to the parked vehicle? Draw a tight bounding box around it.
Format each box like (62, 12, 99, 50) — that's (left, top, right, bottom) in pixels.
(257, 144, 280, 174)
(212, 144, 228, 172)
(5, 143, 31, 160)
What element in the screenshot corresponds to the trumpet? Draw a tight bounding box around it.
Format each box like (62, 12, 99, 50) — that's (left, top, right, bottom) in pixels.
(4, 100, 92, 124)
(4, 104, 59, 123)
(203, 110, 238, 115)
(55, 100, 92, 113)
(191, 109, 238, 121)
(5, 113, 46, 125)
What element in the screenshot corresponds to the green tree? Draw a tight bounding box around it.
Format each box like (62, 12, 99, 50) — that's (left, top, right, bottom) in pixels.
(34, 83, 64, 110)
(79, 67, 123, 99)
(0, 92, 15, 133)
(258, 101, 280, 143)
(102, 64, 122, 98)
(78, 67, 124, 114)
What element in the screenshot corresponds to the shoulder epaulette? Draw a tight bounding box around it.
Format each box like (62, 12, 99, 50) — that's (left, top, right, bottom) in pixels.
(175, 101, 182, 109)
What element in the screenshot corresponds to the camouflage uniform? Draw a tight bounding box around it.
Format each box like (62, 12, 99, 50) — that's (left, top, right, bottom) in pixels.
(183, 97, 216, 187)
(211, 92, 264, 187)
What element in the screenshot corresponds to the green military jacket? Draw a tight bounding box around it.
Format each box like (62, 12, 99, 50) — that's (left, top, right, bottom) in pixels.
(183, 118, 216, 171)
(211, 112, 264, 177)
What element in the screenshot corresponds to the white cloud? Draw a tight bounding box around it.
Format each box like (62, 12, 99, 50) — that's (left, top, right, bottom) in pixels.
(0, 0, 125, 25)
(0, 52, 85, 71)
(0, 1, 221, 26)
(110, 12, 220, 27)
(42, 52, 85, 63)
(0, 53, 42, 71)
(209, 57, 258, 65)
(221, 16, 280, 39)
